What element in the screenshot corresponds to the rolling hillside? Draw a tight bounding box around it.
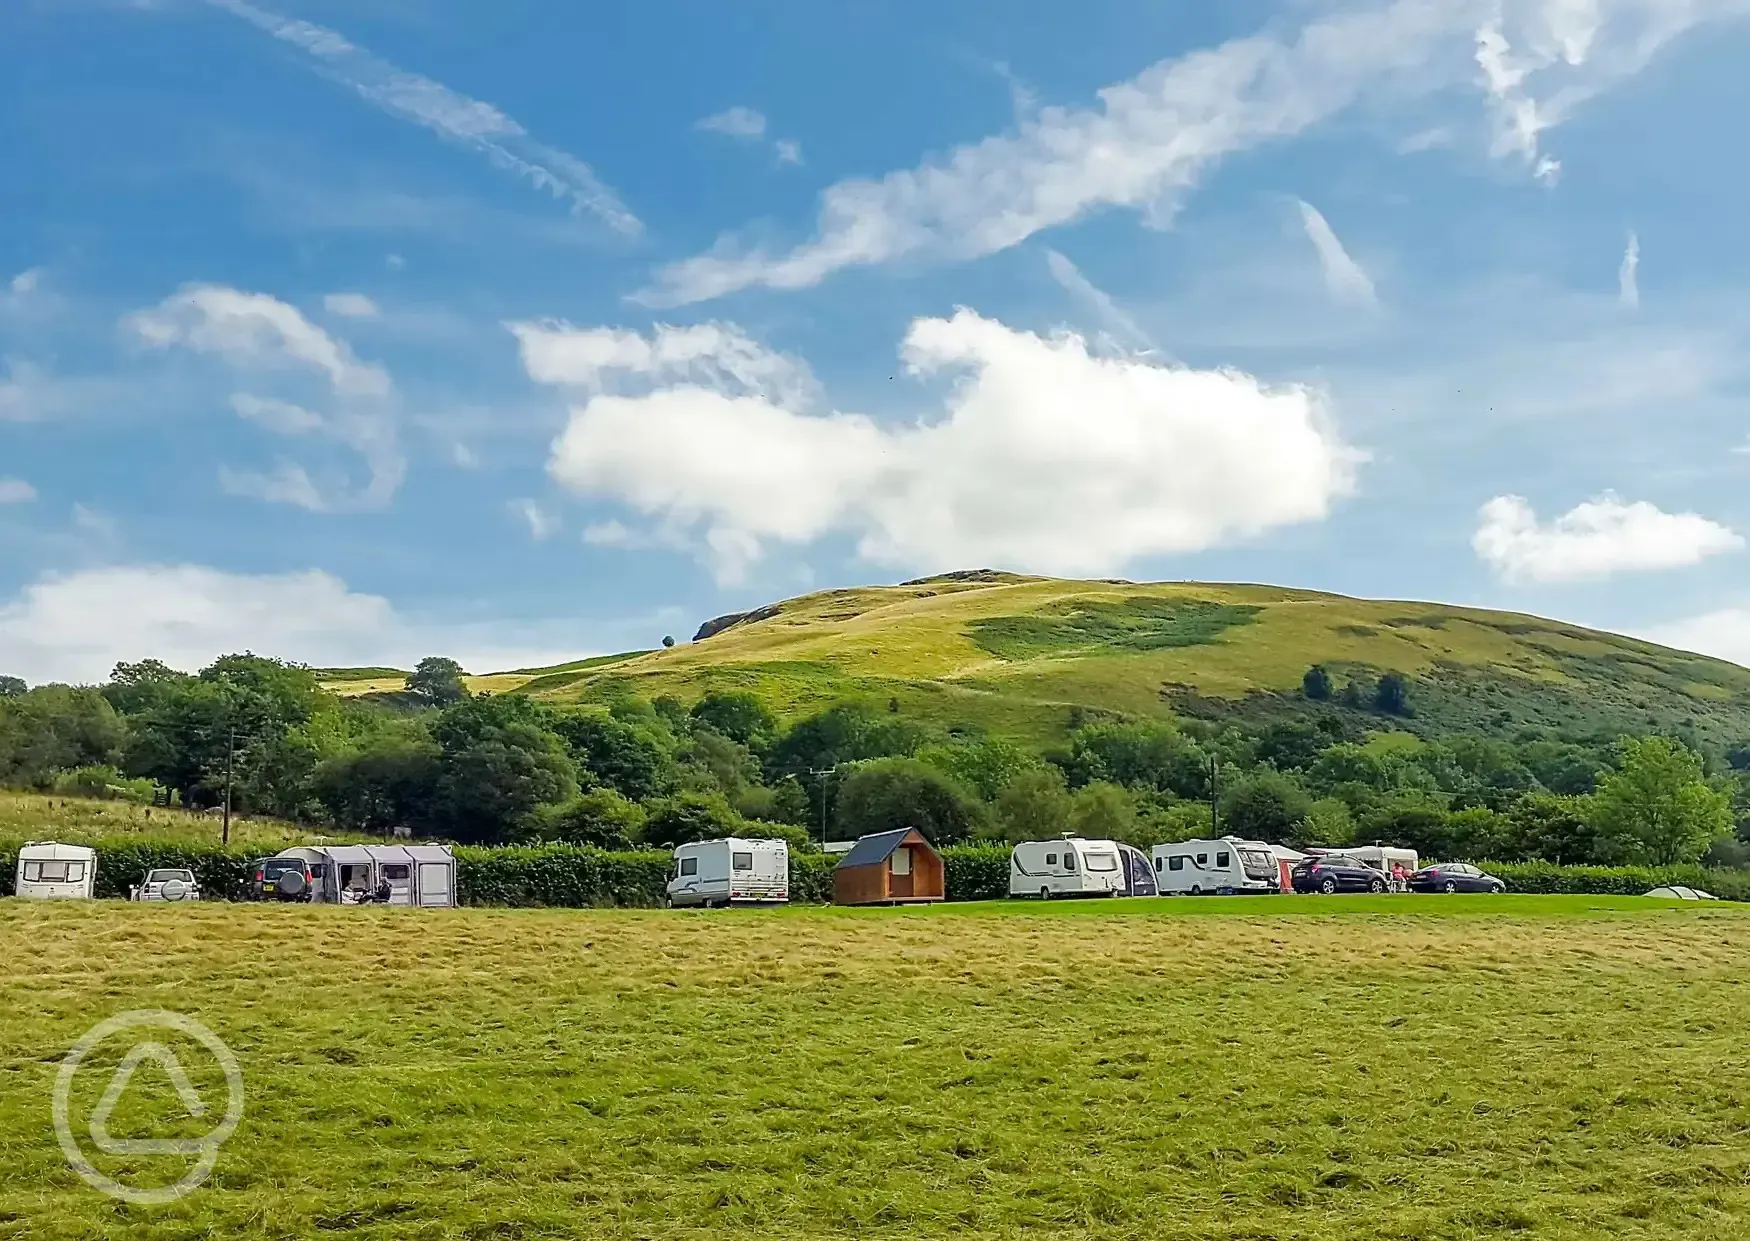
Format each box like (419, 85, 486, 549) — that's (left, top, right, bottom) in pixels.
(321, 572, 1750, 748)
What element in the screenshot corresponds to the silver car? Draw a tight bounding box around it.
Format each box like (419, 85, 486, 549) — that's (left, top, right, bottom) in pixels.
(131, 868, 202, 902)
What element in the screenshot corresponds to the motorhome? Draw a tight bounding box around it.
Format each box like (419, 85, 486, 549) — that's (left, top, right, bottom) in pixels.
(14, 841, 96, 900)
(1151, 837, 1280, 895)
(1009, 836, 1126, 899)
(667, 838, 790, 907)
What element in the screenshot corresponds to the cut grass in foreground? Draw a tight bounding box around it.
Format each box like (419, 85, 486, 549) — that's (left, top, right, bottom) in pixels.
(2, 897, 1748, 1240)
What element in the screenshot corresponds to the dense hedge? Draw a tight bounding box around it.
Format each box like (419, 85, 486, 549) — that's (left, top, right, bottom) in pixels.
(3, 836, 1746, 906)
(0, 840, 258, 901)
(1486, 860, 1750, 901)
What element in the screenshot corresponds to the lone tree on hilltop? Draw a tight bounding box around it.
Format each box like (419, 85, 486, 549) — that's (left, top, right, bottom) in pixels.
(408, 657, 470, 706)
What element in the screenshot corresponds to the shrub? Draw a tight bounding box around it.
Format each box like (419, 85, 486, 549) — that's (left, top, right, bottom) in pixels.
(1485, 860, 1750, 901)
(943, 845, 1010, 902)
(50, 766, 158, 804)
(456, 844, 672, 908)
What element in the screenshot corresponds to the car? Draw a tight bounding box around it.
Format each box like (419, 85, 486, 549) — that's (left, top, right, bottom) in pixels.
(1409, 863, 1506, 894)
(130, 868, 201, 902)
(250, 855, 315, 902)
(1291, 855, 1389, 894)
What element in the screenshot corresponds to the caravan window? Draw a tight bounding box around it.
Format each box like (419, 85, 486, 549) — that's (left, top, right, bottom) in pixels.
(1195, 853, 1208, 866)
(1168, 856, 1185, 872)
(1044, 853, 1057, 865)
(679, 857, 698, 877)
(382, 864, 410, 881)
(1216, 851, 1230, 868)
(732, 852, 753, 871)
(1084, 852, 1118, 871)
(1063, 852, 1077, 872)
(24, 860, 80, 883)
(1153, 857, 1162, 872)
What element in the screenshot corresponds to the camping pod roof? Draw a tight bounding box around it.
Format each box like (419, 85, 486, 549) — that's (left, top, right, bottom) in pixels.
(835, 828, 935, 869)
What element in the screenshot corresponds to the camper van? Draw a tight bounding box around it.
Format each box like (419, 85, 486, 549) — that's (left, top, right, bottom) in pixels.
(667, 838, 790, 907)
(1151, 837, 1280, 895)
(14, 841, 97, 900)
(1009, 836, 1126, 899)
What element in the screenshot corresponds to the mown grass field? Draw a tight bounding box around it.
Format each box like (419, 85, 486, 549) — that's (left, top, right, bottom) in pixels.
(321, 574, 1750, 746)
(3, 897, 1748, 1239)
(0, 792, 320, 849)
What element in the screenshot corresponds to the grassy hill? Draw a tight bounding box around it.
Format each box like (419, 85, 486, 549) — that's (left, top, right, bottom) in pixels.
(323, 572, 1750, 748)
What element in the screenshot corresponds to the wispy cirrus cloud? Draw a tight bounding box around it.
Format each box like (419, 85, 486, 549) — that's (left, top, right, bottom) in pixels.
(1296, 201, 1377, 307)
(695, 105, 803, 165)
(1619, 231, 1641, 309)
(202, 0, 640, 235)
(128, 284, 404, 511)
(641, 0, 1746, 306)
(1043, 250, 1156, 352)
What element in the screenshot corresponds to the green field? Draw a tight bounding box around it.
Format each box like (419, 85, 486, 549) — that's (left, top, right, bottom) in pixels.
(322, 573, 1750, 747)
(4, 897, 1748, 1239)
(0, 792, 322, 849)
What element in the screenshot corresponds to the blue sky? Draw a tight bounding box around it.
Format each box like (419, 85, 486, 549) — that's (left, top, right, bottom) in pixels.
(6, 0, 1750, 681)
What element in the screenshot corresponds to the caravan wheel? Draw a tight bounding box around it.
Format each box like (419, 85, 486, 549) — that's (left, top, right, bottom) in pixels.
(1190, 885, 1202, 896)
(1039, 887, 1051, 901)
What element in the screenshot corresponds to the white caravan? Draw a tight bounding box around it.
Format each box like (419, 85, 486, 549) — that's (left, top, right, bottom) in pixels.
(1332, 845, 1419, 879)
(667, 838, 790, 907)
(1009, 836, 1126, 899)
(15, 841, 96, 900)
(1152, 837, 1280, 895)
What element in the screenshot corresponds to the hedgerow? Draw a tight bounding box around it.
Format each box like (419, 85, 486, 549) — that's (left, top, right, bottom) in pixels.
(2, 837, 1745, 905)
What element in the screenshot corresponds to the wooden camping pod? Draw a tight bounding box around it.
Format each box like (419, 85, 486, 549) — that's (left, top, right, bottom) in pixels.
(832, 828, 945, 905)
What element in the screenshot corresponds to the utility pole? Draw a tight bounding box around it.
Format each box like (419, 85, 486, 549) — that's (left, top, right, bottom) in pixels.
(806, 767, 837, 848)
(222, 717, 235, 847)
(1209, 754, 1219, 837)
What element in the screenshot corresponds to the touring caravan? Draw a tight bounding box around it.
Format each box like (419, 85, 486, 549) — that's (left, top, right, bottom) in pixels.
(14, 841, 96, 900)
(1009, 836, 1126, 899)
(667, 838, 790, 907)
(1151, 837, 1280, 895)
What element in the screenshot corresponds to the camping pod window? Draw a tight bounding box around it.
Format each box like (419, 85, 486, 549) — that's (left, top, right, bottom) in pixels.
(890, 847, 912, 876)
(1216, 851, 1230, 869)
(678, 857, 698, 877)
(732, 852, 754, 872)
(1168, 856, 1185, 872)
(382, 864, 411, 882)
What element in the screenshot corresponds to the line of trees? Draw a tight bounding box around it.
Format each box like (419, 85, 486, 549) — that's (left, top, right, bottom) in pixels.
(2, 655, 1748, 868)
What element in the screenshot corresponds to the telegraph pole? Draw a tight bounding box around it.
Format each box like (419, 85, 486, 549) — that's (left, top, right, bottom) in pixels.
(221, 717, 236, 847)
(806, 767, 837, 848)
(1208, 754, 1219, 837)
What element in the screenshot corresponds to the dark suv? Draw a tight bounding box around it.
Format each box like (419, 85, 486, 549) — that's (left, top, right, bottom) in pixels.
(1291, 855, 1388, 894)
(250, 856, 314, 902)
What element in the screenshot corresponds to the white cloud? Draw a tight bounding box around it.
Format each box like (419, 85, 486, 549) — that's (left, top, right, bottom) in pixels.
(1044, 250, 1155, 353)
(203, 0, 639, 235)
(9, 269, 40, 296)
(536, 311, 1360, 583)
(1643, 607, 1750, 667)
(1473, 493, 1743, 583)
(130, 283, 390, 397)
(511, 498, 558, 540)
(1619, 231, 1640, 309)
(1296, 201, 1378, 307)
(230, 392, 326, 435)
(640, 0, 1743, 305)
(0, 564, 591, 684)
(0, 479, 36, 504)
(696, 105, 804, 166)
(509, 318, 817, 407)
(130, 284, 402, 510)
(324, 291, 380, 319)
(697, 106, 767, 139)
